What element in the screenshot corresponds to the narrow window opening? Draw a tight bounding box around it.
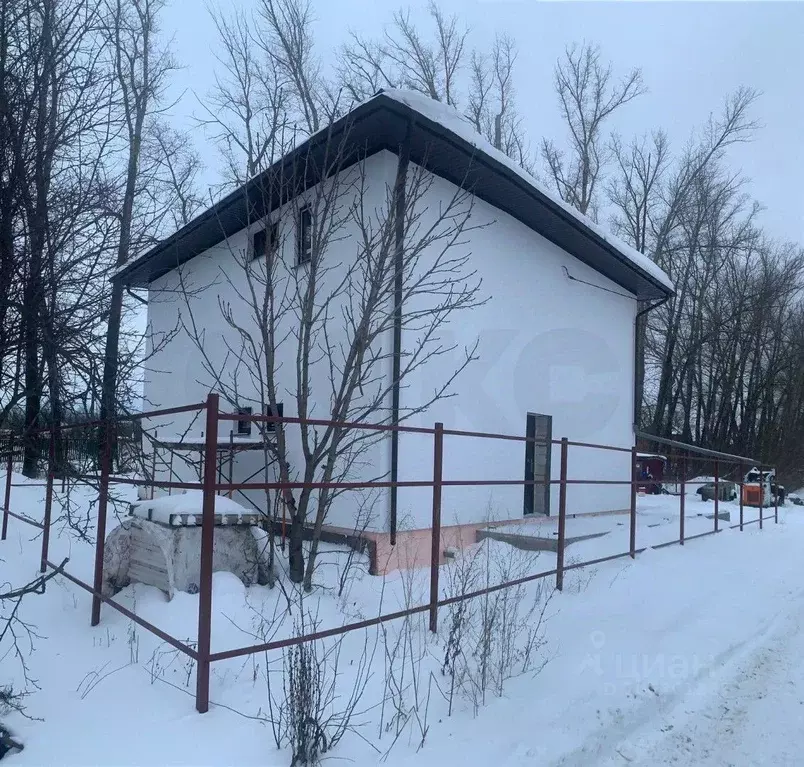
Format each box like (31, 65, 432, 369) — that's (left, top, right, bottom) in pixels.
(237, 406, 253, 436)
(297, 206, 312, 265)
(263, 402, 284, 431)
(252, 221, 279, 260)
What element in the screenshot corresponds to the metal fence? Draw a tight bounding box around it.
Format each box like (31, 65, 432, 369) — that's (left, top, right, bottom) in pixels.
(0, 429, 139, 479)
(0, 394, 780, 714)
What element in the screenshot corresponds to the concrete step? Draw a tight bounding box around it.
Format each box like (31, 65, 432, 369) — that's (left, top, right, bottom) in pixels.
(476, 527, 610, 553)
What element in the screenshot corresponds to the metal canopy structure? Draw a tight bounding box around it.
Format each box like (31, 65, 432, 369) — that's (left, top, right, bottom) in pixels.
(636, 430, 761, 466)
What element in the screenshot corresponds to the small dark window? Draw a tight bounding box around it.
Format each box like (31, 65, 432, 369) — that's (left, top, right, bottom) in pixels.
(263, 402, 284, 431)
(252, 222, 278, 260)
(252, 229, 267, 260)
(237, 406, 253, 436)
(297, 206, 312, 265)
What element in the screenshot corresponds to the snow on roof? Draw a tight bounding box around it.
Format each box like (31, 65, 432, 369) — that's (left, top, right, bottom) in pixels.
(637, 453, 667, 462)
(379, 89, 675, 294)
(131, 491, 248, 524)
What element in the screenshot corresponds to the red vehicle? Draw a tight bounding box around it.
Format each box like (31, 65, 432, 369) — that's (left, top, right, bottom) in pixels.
(636, 453, 666, 494)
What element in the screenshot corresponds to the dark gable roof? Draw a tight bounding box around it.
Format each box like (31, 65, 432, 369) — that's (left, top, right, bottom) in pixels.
(118, 92, 673, 300)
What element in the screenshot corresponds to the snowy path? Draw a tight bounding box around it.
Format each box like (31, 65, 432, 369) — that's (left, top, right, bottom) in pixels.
(387, 517, 804, 767)
(536, 563, 804, 767)
(603, 588, 804, 766)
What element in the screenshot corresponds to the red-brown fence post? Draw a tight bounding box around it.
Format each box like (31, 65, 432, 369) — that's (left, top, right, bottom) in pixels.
(739, 462, 745, 531)
(759, 468, 764, 531)
(1, 434, 12, 540)
(774, 469, 779, 524)
(679, 452, 686, 545)
(61, 433, 67, 492)
(281, 497, 286, 553)
(227, 430, 234, 500)
(629, 445, 637, 558)
(428, 422, 443, 634)
(713, 459, 719, 533)
(150, 433, 157, 501)
(196, 393, 219, 713)
(41, 423, 56, 573)
(167, 450, 174, 497)
(555, 437, 568, 591)
(91, 419, 114, 626)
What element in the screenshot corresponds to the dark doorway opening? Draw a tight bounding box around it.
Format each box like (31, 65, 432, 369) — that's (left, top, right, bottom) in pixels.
(524, 412, 552, 516)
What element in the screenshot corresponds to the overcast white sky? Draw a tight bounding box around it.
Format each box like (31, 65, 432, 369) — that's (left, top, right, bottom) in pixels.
(160, 0, 804, 245)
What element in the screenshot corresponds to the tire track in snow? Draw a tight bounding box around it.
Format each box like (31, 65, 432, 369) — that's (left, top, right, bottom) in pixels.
(619, 589, 804, 766)
(551, 587, 804, 767)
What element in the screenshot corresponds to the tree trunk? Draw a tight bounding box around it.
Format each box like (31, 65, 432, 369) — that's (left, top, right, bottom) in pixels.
(98, 277, 124, 465)
(45, 334, 64, 477)
(22, 221, 47, 478)
(98, 0, 150, 461)
(302, 483, 334, 591)
(98, 118, 143, 459)
(21, 0, 54, 478)
(287, 515, 305, 584)
(22, 304, 41, 478)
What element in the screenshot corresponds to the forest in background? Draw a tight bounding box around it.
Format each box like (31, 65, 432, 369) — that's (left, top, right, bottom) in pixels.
(1, 0, 802, 487)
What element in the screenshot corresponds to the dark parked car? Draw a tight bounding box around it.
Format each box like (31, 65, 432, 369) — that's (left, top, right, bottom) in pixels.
(696, 481, 738, 502)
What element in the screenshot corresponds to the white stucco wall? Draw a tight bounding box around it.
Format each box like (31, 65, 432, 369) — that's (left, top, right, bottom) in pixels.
(393, 164, 636, 530)
(142, 150, 637, 536)
(142, 150, 401, 531)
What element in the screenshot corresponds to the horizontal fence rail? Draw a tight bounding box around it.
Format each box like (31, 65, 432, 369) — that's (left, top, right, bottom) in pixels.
(48, 560, 199, 659)
(0, 396, 780, 715)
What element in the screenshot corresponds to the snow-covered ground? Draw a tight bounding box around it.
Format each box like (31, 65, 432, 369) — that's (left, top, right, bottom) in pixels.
(495, 491, 764, 561)
(1, 471, 800, 765)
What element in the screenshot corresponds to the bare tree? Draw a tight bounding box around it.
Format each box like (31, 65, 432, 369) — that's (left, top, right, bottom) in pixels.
(465, 33, 529, 167)
(608, 88, 761, 430)
(2, 0, 111, 475)
(198, 5, 287, 186)
(337, 32, 394, 104)
(256, 0, 324, 135)
(139, 119, 204, 230)
(0, 0, 194, 485)
(201, 0, 528, 189)
(337, 2, 531, 166)
(0, 0, 27, 431)
(338, 1, 468, 108)
(542, 42, 646, 219)
(175, 129, 484, 588)
(97, 0, 177, 459)
(1, 557, 68, 728)
(608, 131, 669, 254)
(387, 1, 467, 106)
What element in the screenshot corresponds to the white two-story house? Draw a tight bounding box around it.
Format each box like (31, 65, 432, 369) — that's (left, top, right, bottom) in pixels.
(118, 89, 673, 572)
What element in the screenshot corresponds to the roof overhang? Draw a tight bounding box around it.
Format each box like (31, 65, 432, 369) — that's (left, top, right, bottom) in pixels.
(118, 93, 673, 301)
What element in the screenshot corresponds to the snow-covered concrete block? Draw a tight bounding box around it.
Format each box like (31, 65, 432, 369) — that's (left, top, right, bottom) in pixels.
(102, 493, 270, 599)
